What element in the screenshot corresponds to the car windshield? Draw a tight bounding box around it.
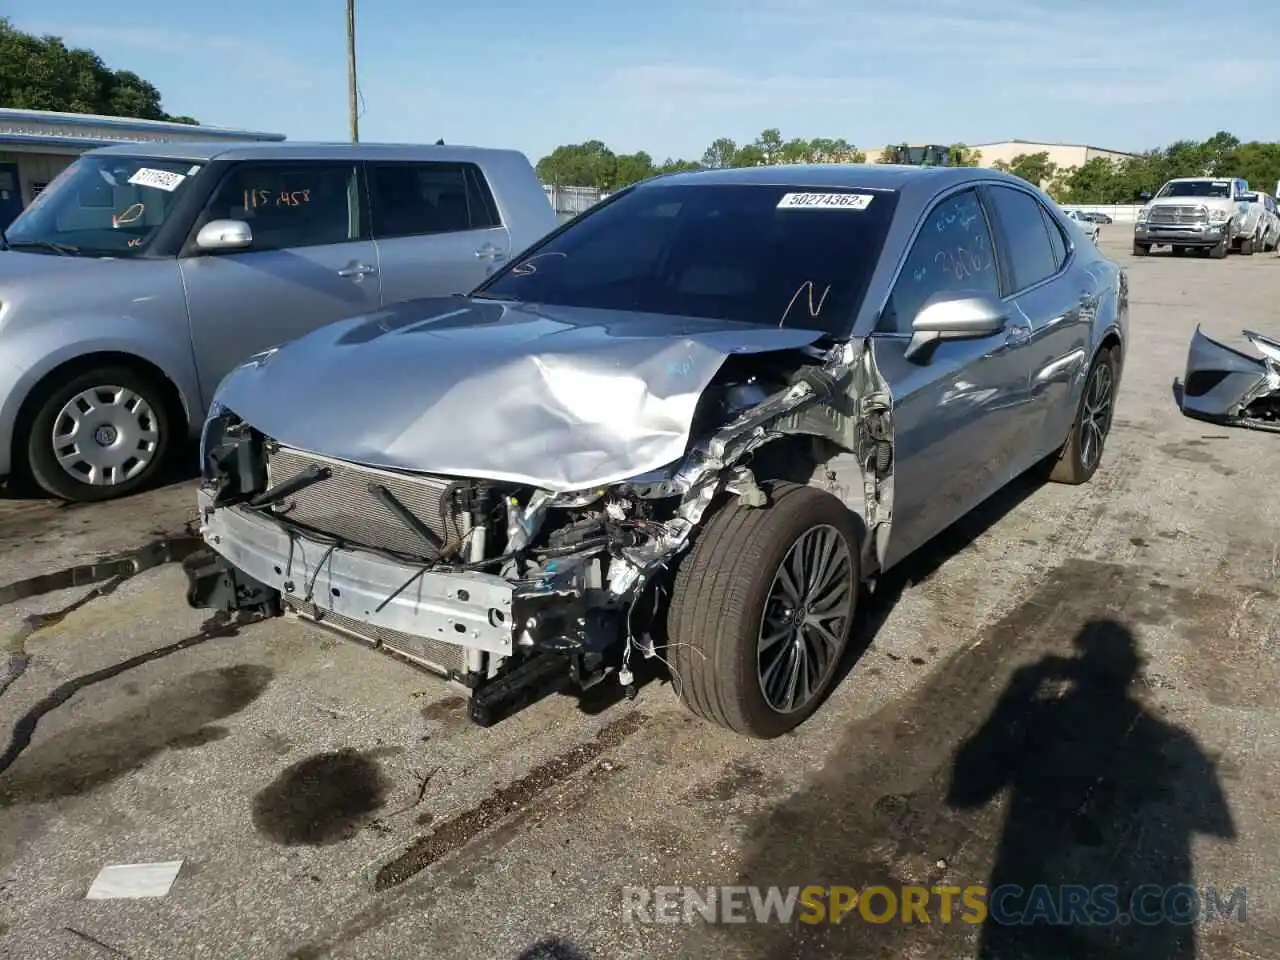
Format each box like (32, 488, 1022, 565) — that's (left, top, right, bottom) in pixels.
(1156, 180, 1232, 199)
(4, 154, 203, 257)
(475, 182, 900, 334)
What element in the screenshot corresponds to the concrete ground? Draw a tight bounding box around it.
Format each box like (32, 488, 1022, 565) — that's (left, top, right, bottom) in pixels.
(1, 233, 1279, 960)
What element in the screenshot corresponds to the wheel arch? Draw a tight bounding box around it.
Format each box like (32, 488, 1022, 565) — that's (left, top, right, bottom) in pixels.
(10, 351, 192, 476)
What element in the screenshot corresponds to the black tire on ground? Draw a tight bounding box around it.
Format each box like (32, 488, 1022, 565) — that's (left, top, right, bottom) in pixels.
(1172, 246, 1186, 256)
(1049, 347, 1119, 485)
(1132, 242, 1149, 256)
(1209, 235, 1229, 259)
(1240, 237, 1255, 256)
(666, 481, 861, 739)
(24, 365, 173, 502)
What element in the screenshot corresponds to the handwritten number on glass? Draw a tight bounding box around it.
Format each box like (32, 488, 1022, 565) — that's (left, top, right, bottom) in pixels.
(242, 188, 311, 209)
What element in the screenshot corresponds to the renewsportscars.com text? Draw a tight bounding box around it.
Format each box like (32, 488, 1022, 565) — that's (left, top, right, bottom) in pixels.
(622, 884, 1248, 926)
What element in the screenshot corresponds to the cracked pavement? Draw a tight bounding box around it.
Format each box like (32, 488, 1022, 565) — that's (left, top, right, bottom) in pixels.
(1, 234, 1279, 959)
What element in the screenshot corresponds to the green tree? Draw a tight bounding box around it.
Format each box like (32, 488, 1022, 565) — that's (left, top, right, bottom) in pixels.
(655, 158, 702, 175)
(536, 140, 619, 189)
(613, 151, 656, 188)
(947, 143, 982, 167)
(0, 18, 196, 123)
(1007, 151, 1057, 188)
(701, 137, 739, 169)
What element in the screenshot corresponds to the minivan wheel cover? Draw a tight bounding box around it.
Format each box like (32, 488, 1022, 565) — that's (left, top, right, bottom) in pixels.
(757, 523, 855, 714)
(51, 385, 160, 486)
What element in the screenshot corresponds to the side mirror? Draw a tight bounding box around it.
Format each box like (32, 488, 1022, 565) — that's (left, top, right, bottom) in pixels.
(195, 219, 252, 251)
(1138, 191, 1152, 202)
(903, 293, 1007, 363)
(1240, 193, 1258, 203)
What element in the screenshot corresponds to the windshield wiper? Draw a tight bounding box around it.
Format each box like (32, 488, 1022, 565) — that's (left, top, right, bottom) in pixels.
(470, 292, 522, 302)
(7, 239, 79, 256)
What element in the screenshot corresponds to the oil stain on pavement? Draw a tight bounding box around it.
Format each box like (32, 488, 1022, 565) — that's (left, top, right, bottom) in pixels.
(0, 659, 273, 806)
(684, 558, 1244, 960)
(253, 748, 393, 846)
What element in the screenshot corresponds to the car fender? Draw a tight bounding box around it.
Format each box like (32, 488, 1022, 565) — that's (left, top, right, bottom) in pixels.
(0, 315, 200, 476)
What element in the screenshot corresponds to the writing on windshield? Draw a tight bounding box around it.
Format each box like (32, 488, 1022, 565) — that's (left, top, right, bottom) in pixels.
(477, 182, 900, 334)
(4, 156, 202, 257)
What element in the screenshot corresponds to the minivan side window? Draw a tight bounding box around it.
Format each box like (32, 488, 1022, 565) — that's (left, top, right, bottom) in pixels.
(986, 185, 1060, 293)
(878, 188, 999, 334)
(367, 162, 503, 239)
(201, 163, 361, 252)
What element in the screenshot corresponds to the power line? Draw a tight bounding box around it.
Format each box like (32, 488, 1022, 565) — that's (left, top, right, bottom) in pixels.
(346, 0, 359, 142)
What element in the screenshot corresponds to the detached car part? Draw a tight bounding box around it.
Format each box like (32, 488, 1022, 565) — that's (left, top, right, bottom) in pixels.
(1180, 326, 1280, 431)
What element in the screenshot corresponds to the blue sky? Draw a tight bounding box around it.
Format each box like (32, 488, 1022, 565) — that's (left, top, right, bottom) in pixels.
(9, 0, 1279, 163)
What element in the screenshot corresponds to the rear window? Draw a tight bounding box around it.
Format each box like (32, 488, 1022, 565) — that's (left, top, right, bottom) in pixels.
(475, 182, 899, 333)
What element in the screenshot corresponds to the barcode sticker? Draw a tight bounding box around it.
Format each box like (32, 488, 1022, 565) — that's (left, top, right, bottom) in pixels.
(128, 168, 187, 192)
(777, 192, 874, 210)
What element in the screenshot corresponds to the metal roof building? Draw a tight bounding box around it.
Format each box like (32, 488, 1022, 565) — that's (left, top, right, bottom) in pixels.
(0, 108, 284, 227)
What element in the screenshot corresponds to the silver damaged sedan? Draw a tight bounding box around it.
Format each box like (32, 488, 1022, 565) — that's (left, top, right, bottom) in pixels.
(188, 165, 1128, 738)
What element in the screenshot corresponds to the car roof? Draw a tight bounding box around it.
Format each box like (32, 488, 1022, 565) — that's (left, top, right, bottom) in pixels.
(633, 163, 1044, 213)
(86, 141, 531, 164)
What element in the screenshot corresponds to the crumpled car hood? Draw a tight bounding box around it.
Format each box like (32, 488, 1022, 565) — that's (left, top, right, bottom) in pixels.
(212, 296, 825, 492)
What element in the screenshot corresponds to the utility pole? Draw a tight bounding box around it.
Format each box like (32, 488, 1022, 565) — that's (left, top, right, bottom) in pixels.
(346, 0, 359, 142)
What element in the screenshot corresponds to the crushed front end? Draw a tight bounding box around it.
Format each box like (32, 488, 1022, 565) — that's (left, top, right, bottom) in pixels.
(187, 336, 892, 728)
(1180, 325, 1280, 432)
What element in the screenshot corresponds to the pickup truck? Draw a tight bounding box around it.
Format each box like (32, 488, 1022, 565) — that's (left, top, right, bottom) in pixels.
(1133, 176, 1254, 258)
(0, 142, 558, 502)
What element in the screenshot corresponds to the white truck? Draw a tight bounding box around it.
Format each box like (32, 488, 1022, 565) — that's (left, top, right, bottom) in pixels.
(1133, 176, 1256, 258)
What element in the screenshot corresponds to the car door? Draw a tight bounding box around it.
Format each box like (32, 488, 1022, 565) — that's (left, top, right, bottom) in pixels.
(179, 160, 378, 408)
(366, 160, 511, 306)
(869, 186, 1035, 569)
(982, 184, 1094, 463)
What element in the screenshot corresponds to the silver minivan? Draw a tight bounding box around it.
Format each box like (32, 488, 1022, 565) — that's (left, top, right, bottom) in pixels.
(0, 141, 557, 501)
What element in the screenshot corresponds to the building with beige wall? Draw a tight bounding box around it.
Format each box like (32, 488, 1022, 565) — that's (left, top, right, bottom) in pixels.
(969, 140, 1137, 168)
(864, 139, 1136, 170)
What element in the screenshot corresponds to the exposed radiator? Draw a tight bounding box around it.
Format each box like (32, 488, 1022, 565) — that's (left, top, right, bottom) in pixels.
(285, 596, 468, 677)
(264, 444, 466, 556)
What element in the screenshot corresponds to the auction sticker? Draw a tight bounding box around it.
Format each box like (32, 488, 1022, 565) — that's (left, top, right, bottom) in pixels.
(128, 168, 187, 192)
(777, 192, 874, 210)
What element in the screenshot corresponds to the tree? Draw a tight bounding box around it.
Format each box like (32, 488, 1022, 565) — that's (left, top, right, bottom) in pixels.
(701, 137, 739, 170)
(947, 144, 982, 167)
(0, 18, 197, 123)
(1005, 151, 1057, 188)
(536, 132, 1280, 200)
(536, 140, 619, 189)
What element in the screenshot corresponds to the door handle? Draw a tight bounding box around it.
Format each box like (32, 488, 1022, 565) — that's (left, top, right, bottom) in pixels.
(338, 263, 377, 278)
(474, 247, 506, 261)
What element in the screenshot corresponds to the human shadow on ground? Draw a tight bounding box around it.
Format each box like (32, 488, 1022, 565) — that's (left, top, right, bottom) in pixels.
(691, 560, 1237, 960)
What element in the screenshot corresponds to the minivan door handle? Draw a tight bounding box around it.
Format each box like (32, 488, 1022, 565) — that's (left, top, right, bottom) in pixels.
(338, 263, 377, 278)
(475, 246, 506, 261)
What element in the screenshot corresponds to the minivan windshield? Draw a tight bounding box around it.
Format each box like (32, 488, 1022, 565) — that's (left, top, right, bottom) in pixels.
(5, 155, 203, 257)
(1155, 180, 1232, 199)
(475, 182, 900, 334)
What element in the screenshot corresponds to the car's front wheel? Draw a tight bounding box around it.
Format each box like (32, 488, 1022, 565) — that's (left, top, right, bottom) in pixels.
(24, 365, 173, 502)
(1049, 347, 1118, 485)
(667, 482, 860, 738)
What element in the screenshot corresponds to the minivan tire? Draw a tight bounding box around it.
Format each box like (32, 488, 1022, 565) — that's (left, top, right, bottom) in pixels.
(25, 366, 172, 502)
(666, 482, 861, 739)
